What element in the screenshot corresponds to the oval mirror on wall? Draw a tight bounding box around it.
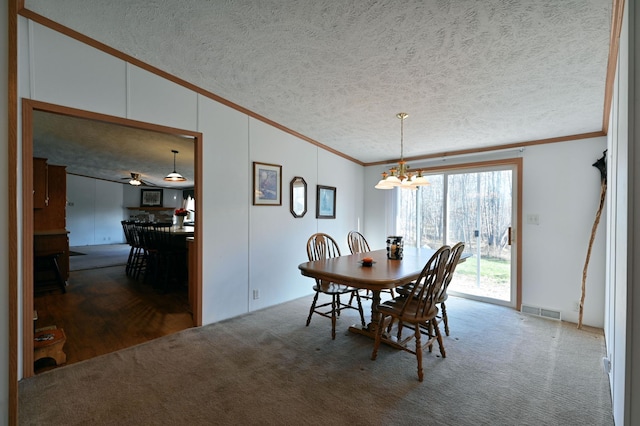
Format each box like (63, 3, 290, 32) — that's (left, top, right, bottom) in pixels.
(290, 176, 307, 218)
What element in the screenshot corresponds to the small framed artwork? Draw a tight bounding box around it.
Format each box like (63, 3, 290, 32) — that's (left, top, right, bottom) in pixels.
(253, 161, 282, 206)
(141, 189, 163, 207)
(316, 185, 336, 219)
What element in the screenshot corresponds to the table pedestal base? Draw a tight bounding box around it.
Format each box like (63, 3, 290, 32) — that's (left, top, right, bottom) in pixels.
(348, 319, 411, 351)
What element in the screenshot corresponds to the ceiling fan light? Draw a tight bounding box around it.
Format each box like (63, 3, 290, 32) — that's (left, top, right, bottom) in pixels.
(129, 178, 142, 186)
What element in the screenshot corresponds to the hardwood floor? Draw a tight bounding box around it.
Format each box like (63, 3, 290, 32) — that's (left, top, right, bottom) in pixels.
(33, 256, 193, 374)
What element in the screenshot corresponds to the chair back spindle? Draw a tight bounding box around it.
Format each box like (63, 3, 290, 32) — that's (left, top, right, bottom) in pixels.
(347, 231, 370, 254)
(399, 245, 451, 321)
(440, 242, 466, 298)
(307, 233, 341, 262)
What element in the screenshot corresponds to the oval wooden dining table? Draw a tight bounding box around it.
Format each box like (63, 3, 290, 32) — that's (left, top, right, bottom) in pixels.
(298, 247, 452, 340)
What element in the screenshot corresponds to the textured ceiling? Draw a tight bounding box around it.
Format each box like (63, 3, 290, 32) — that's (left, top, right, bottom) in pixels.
(33, 111, 195, 189)
(25, 0, 612, 175)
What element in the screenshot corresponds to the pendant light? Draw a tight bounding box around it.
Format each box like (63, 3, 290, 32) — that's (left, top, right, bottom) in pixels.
(375, 113, 430, 190)
(164, 149, 187, 182)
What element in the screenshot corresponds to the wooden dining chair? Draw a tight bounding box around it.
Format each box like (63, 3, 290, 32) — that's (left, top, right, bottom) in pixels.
(132, 222, 154, 281)
(347, 230, 370, 254)
(306, 233, 366, 340)
(121, 221, 135, 276)
(371, 245, 451, 382)
(395, 241, 466, 336)
(122, 220, 144, 278)
(347, 231, 395, 304)
(437, 242, 466, 336)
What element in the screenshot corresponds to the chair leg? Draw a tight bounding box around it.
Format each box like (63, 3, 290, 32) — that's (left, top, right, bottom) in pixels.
(350, 289, 372, 305)
(428, 320, 434, 352)
(125, 246, 135, 276)
(396, 320, 405, 341)
(385, 317, 395, 334)
(355, 292, 366, 328)
(371, 315, 385, 360)
(331, 295, 337, 340)
(433, 318, 446, 358)
(441, 301, 449, 336)
(306, 291, 320, 326)
(134, 248, 146, 280)
(415, 325, 424, 382)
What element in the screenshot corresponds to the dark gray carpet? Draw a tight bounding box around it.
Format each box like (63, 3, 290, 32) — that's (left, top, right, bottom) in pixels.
(19, 296, 613, 425)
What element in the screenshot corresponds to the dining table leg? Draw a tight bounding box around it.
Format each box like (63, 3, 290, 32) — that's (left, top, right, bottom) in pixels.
(369, 290, 382, 333)
(348, 290, 382, 338)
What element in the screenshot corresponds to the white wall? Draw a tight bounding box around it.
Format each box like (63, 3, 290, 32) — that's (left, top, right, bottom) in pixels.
(365, 138, 608, 328)
(67, 175, 126, 246)
(628, 1, 640, 421)
(607, 0, 639, 424)
(14, 18, 364, 380)
(66, 175, 186, 246)
(521, 139, 607, 327)
(607, 32, 628, 422)
(122, 184, 184, 221)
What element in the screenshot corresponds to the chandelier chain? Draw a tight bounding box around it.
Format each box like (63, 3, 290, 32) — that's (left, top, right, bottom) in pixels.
(374, 112, 430, 190)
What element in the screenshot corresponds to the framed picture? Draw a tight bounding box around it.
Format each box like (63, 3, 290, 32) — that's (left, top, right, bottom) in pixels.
(140, 189, 163, 207)
(253, 162, 282, 205)
(316, 185, 336, 219)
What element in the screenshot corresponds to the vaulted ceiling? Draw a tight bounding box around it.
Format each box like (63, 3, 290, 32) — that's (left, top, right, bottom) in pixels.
(26, 0, 614, 184)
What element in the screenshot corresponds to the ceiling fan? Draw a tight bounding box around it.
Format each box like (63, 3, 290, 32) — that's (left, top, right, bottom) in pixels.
(121, 172, 154, 187)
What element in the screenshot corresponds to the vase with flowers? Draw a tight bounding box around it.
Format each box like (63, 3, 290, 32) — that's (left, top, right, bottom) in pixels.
(174, 208, 188, 228)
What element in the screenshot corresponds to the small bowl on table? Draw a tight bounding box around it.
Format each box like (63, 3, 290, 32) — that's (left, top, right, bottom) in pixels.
(361, 257, 374, 267)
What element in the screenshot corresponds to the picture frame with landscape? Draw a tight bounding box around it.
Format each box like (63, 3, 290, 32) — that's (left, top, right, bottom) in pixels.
(253, 161, 282, 206)
(316, 185, 336, 219)
(141, 189, 163, 207)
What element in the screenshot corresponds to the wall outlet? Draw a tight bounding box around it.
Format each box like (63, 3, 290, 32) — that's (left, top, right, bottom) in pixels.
(573, 301, 581, 312)
(526, 214, 540, 225)
(253, 289, 260, 300)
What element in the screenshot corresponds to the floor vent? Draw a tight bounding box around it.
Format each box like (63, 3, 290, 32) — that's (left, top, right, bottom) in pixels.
(520, 304, 561, 321)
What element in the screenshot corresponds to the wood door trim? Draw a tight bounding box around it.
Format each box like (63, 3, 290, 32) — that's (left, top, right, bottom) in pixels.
(20, 98, 204, 378)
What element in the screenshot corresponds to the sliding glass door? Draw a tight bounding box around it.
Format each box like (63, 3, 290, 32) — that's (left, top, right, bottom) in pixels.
(396, 163, 517, 306)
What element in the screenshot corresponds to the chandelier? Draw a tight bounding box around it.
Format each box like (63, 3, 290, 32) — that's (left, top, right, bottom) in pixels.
(375, 113, 430, 190)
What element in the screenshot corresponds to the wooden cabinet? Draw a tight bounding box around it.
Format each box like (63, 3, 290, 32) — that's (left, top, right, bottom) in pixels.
(33, 158, 69, 282)
(34, 164, 67, 231)
(33, 157, 48, 209)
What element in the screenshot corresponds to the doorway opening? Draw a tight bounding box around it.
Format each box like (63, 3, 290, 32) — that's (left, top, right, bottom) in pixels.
(21, 99, 203, 377)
